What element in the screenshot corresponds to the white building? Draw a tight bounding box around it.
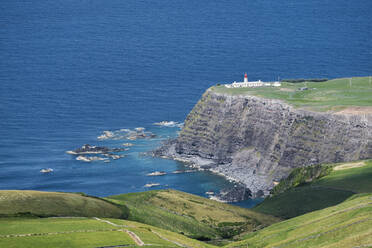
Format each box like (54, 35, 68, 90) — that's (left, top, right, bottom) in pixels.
(224, 73, 281, 88)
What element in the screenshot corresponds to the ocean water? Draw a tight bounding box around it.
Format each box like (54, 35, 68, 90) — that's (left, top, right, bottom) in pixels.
(0, 0, 371, 207)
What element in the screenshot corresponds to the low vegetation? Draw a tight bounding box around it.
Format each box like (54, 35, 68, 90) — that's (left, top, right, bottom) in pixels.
(271, 164, 333, 195)
(106, 189, 280, 243)
(212, 76, 372, 111)
(254, 160, 372, 219)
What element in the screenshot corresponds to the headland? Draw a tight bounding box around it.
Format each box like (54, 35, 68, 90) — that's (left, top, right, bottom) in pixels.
(154, 76, 372, 197)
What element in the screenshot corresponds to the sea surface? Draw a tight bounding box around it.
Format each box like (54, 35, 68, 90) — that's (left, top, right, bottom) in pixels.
(1, 0, 371, 208)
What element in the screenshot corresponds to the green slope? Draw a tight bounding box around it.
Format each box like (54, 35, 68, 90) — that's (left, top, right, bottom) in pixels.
(212, 76, 372, 111)
(0, 190, 127, 219)
(0, 217, 216, 248)
(225, 193, 372, 248)
(1, 159, 370, 248)
(254, 160, 372, 219)
(106, 189, 280, 242)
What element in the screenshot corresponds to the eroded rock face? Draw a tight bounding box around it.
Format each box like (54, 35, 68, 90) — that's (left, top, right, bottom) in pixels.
(156, 89, 372, 197)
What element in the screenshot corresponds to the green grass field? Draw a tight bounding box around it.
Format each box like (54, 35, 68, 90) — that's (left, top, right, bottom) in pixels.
(0, 190, 127, 218)
(254, 160, 372, 219)
(1, 192, 371, 248)
(106, 189, 280, 242)
(314, 160, 372, 193)
(108, 219, 218, 248)
(0, 217, 215, 248)
(226, 193, 372, 248)
(212, 77, 372, 111)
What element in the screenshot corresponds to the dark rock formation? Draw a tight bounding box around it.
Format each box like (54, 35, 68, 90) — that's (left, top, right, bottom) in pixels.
(212, 183, 252, 202)
(155, 88, 372, 197)
(66, 144, 128, 162)
(66, 144, 127, 155)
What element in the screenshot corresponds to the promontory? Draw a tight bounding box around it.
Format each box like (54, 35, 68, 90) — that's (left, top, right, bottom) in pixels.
(155, 77, 372, 197)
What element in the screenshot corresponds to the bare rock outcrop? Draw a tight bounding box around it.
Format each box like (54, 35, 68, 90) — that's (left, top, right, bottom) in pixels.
(155, 89, 372, 197)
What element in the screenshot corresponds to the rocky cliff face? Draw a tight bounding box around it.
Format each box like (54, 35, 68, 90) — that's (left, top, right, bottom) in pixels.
(155, 88, 372, 197)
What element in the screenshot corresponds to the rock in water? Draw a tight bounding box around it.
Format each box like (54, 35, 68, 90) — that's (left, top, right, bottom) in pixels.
(144, 183, 160, 188)
(66, 144, 114, 155)
(40, 168, 53, 173)
(147, 171, 167, 176)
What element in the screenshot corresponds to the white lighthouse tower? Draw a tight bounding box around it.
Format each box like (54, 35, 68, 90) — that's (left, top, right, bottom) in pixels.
(244, 73, 248, 83)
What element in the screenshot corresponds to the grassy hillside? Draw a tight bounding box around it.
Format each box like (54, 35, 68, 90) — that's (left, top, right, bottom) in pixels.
(212, 76, 372, 111)
(0, 217, 216, 248)
(254, 160, 372, 219)
(0, 190, 127, 219)
(226, 193, 372, 248)
(0, 189, 279, 245)
(1, 162, 370, 248)
(106, 189, 280, 243)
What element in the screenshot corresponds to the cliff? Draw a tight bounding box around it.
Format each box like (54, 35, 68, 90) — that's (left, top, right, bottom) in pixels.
(155, 88, 372, 197)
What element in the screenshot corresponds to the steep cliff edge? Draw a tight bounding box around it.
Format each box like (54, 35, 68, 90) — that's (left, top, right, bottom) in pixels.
(155, 88, 372, 197)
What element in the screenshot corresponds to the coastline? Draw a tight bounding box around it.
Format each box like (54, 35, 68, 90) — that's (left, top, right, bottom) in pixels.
(153, 85, 372, 198)
(154, 145, 257, 199)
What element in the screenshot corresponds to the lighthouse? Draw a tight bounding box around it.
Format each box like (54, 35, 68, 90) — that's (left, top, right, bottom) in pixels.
(244, 73, 248, 83)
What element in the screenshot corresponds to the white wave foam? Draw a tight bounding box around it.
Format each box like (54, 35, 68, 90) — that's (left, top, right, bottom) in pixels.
(153, 121, 184, 128)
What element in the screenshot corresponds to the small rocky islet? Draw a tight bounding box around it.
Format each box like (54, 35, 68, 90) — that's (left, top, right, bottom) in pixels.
(66, 144, 128, 163)
(66, 127, 159, 163)
(97, 127, 157, 141)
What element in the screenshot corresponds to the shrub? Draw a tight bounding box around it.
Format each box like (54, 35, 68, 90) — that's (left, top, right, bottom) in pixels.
(271, 164, 333, 195)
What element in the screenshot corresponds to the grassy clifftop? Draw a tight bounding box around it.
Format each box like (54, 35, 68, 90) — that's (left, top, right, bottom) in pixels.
(0, 190, 127, 219)
(212, 76, 372, 111)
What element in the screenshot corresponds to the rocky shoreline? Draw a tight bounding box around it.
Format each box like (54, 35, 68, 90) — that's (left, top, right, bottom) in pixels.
(153, 141, 256, 201)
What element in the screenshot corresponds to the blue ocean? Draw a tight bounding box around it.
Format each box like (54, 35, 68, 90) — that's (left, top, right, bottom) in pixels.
(1, 0, 371, 208)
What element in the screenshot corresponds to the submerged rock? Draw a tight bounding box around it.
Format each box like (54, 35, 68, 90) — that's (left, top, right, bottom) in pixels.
(147, 171, 167, 176)
(97, 131, 115, 140)
(144, 183, 160, 188)
(76, 155, 108, 162)
(122, 143, 134, 147)
(40, 168, 53, 173)
(97, 128, 157, 141)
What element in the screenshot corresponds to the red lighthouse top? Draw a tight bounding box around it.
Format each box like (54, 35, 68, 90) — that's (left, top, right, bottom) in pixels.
(244, 73, 247, 78)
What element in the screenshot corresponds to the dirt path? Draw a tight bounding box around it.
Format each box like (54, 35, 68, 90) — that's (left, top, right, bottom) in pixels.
(1, 217, 146, 247)
(122, 230, 144, 246)
(334, 161, 366, 170)
(93, 217, 129, 227)
(334, 106, 372, 115)
(151, 230, 190, 248)
(94, 217, 144, 246)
